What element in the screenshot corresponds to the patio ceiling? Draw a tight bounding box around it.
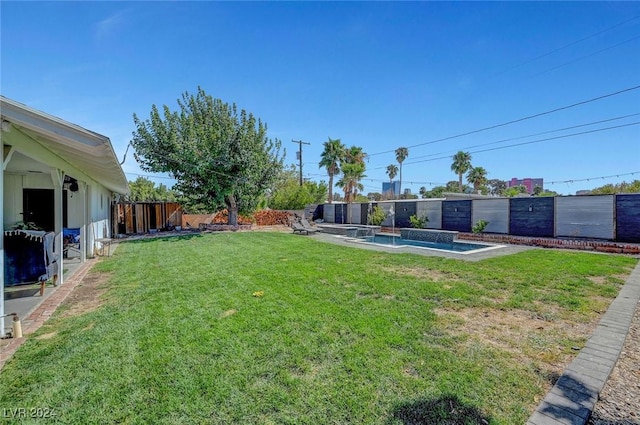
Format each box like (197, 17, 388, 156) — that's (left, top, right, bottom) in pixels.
(1, 96, 129, 194)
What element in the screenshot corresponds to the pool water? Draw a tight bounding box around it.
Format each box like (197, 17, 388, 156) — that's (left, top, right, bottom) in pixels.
(358, 234, 494, 253)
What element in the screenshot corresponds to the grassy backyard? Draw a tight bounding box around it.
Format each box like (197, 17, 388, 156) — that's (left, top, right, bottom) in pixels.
(1, 232, 636, 424)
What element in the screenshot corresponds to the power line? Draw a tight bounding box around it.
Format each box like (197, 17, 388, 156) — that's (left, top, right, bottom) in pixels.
(367, 84, 640, 157)
(373, 112, 640, 167)
(402, 121, 640, 166)
(532, 34, 640, 77)
(492, 15, 640, 77)
(546, 171, 639, 186)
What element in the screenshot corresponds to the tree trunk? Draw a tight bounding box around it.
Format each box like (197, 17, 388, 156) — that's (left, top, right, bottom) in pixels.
(226, 195, 238, 227)
(459, 174, 463, 192)
(328, 174, 334, 203)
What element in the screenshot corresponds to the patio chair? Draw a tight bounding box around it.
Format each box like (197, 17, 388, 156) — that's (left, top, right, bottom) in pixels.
(292, 221, 317, 235)
(63, 228, 81, 259)
(300, 218, 320, 232)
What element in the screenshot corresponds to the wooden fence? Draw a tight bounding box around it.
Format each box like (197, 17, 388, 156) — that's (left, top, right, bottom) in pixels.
(112, 202, 183, 235)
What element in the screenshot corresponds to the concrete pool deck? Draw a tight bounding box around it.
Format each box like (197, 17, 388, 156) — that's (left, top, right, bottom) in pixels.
(312, 231, 534, 261)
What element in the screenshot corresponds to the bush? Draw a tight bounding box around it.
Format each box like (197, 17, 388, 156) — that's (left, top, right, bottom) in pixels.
(367, 206, 387, 226)
(472, 219, 489, 233)
(409, 214, 429, 229)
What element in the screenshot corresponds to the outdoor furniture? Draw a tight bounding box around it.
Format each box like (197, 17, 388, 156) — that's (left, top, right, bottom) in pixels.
(292, 222, 317, 235)
(301, 218, 321, 232)
(63, 228, 81, 259)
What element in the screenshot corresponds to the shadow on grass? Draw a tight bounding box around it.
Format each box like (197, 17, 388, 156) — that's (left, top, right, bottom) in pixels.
(388, 394, 491, 425)
(123, 232, 204, 244)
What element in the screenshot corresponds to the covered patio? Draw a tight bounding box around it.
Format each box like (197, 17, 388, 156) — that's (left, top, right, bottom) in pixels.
(1, 96, 128, 337)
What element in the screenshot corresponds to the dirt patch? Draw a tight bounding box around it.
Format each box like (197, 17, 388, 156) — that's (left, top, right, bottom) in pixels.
(58, 272, 111, 319)
(219, 309, 238, 319)
(35, 332, 58, 340)
(434, 307, 600, 383)
(381, 265, 461, 282)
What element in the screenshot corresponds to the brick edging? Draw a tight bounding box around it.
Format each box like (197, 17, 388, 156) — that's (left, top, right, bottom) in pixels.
(458, 233, 640, 255)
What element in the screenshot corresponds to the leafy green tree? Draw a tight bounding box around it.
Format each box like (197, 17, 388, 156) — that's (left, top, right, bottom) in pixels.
(420, 185, 446, 198)
(467, 166, 488, 193)
(131, 87, 284, 224)
(319, 137, 346, 204)
(487, 179, 507, 196)
(589, 180, 640, 194)
(128, 177, 179, 202)
(446, 180, 463, 193)
(386, 164, 399, 197)
(502, 185, 528, 197)
(395, 147, 409, 197)
(366, 192, 383, 201)
(451, 151, 472, 192)
(268, 166, 328, 210)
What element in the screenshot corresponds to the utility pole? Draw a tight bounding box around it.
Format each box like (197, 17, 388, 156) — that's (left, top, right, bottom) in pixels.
(291, 139, 310, 186)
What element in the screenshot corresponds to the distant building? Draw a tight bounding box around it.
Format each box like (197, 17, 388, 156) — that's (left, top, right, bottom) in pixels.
(508, 177, 543, 194)
(382, 181, 400, 197)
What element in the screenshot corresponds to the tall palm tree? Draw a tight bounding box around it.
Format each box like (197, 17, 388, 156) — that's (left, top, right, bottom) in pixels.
(319, 137, 345, 203)
(467, 166, 488, 193)
(395, 147, 408, 198)
(345, 145, 367, 165)
(336, 162, 366, 223)
(386, 164, 398, 197)
(451, 151, 472, 192)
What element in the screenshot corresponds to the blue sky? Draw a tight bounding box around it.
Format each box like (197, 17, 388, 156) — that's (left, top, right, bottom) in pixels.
(2, 1, 639, 195)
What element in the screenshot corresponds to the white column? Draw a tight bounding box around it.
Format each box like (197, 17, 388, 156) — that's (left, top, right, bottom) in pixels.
(51, 170, 64, 285)
(80, 181, 87, 263)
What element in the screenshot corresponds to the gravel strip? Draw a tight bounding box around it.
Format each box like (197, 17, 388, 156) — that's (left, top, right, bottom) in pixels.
(588, 299, 640, 425)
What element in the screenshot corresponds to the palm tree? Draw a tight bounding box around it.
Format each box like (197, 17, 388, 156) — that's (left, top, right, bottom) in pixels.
(345, 145, 367, 165)
(466, 166, 488, 193)
(319, 137, 345, 203)
(336, 162, 366, 223)
(386, 164, 398, 197)
(395, 147, 408, 198)
(451, 151, 472, 192)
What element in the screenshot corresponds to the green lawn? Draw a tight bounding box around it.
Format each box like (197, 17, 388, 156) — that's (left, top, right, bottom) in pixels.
(1, 232, 636, 424)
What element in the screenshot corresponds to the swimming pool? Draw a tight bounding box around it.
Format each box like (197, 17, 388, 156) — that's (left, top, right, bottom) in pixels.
(354, 233, 501, 254)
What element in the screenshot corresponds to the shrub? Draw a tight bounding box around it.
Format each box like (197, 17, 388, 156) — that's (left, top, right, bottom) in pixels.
(409, 214, 429, 229)
(472, 219, 489, 233)
(367, 205, 387, 226)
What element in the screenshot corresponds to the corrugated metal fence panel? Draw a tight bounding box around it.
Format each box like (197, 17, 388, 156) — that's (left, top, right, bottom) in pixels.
(556, 195, 614, 239)
(472, 199, 509, 234)
(616, 194, 640, 242)
(509, 197, 555, 237)
(323, 203, 335, 223)
(416, 200, 442, 229)
(395, 202, 417, 228)
(442, 200, 472, 232)
(379, 202, 395, 227)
